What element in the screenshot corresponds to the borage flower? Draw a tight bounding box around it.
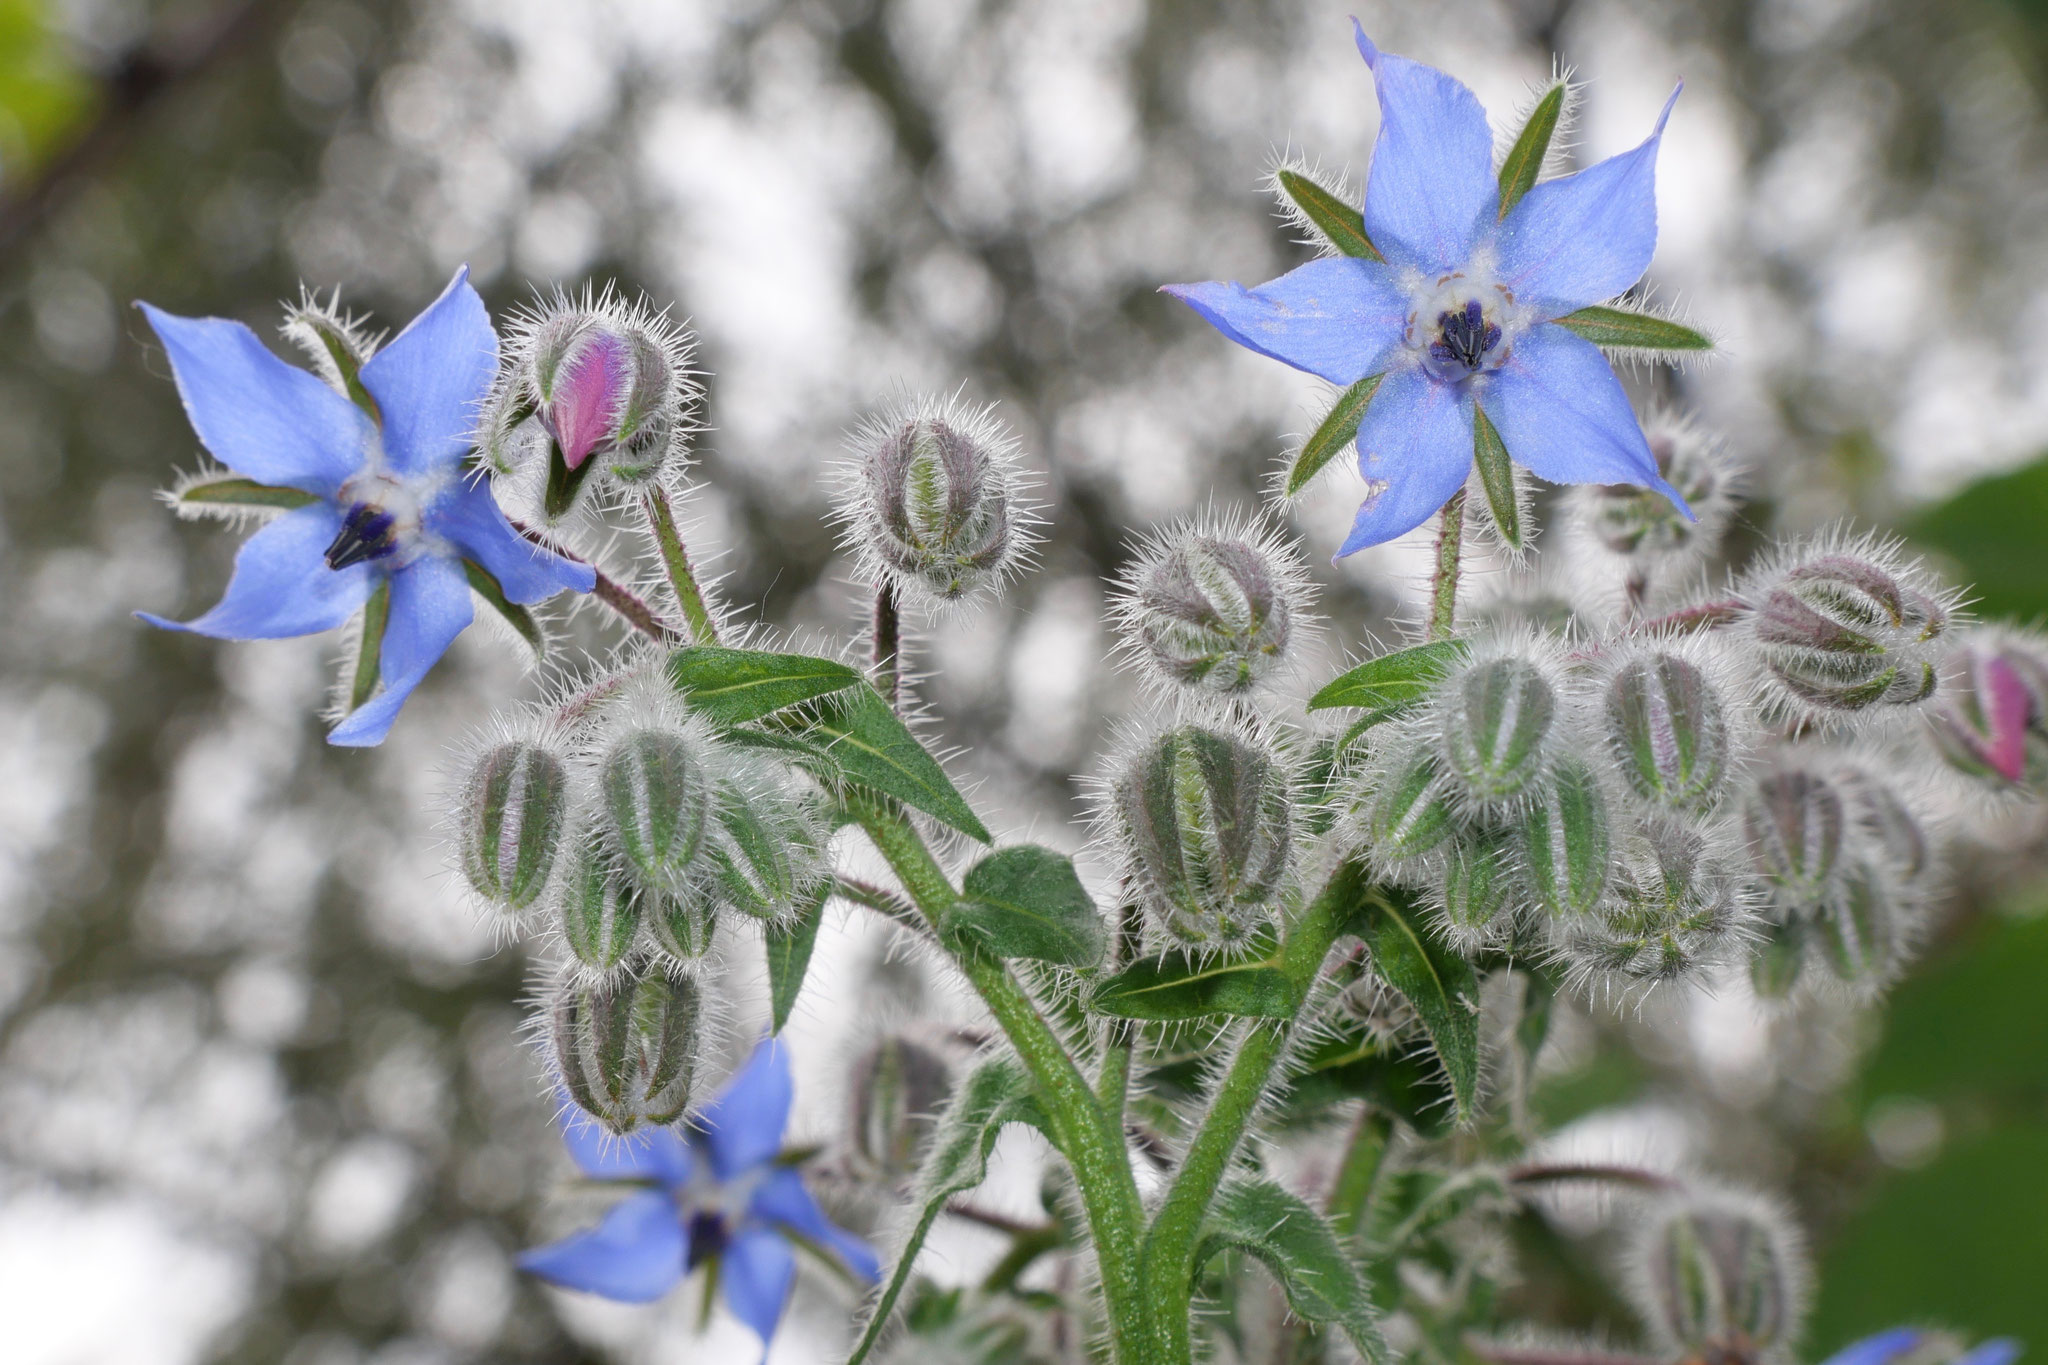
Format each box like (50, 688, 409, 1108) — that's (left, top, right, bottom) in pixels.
(137, 268, 596, 745)
(520, 1037, 879, 1357)
(1821, 1327, 2023, 1365)
(1167, 24, 1691, 556)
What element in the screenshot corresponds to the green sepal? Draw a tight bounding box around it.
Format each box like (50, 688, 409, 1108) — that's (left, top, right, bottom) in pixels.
(766, 880, 829, 1033)
(1195, 1178, 1391, 1364)
(807, 686, 993, 844)
(462, 558, 545, 657)
(668, 646, 862, 726)
(1554, 304, 1712, 352)
(846, 1057, 1048, 1365)
(349, 579, 392, 711)
(544, 434, 602, 519)
(178, 476, 322, 511)
(1287, 373, 1383, 497)
(1090, 931, 1294, 1020)
(1496, 82, 1568, 218)
(1309, 639, 1468, 722)
(943, 844, 1107, 968)
(1344, 886, 1481, 1123)
(1471, 404, 1521, 550)
(1274, 169, 1384, 262)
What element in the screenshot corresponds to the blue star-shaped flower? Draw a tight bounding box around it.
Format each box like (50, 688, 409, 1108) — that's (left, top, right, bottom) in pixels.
(519, 1037, 880, 1357)
(136, 267, 596, 746)
(1166, 24, 1690, 556)
(1821, 1328, 2023, 1365)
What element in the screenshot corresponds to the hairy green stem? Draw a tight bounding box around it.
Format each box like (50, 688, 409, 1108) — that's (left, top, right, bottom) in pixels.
(1429, 488, 1467, 641)
(847, 797, 1160, 1365)
(1326, 1105, 1395, 1240)
(642, 485, 721, 645)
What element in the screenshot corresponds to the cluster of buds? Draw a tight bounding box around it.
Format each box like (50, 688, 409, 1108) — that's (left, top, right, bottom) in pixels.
(478, 289, 699, 519)
(1625, 1186, 1809, 1365)
(836, 394, 1035, 606)
(452, 673, 825, 1132)
(1927, 628, 2048, 789)
(1110, 515, 1313, 696)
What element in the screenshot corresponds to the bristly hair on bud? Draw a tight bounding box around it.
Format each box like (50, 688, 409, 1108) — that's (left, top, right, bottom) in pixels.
(1566, 410, 1742, 595)
(674, 750, 830, 931)
(1927, 626, 2048, 790)
(443, 707, 578, 925)
(1623, 1183, 1811, 1364)
(1107, 507, 1318, 698)
(1594, 632, 1752, 822)
(546, 956, 705, 1135)
(1427, 629, 1572, 817)
(1734, 527, 1961, 724)
(833, 390, 1040, 609)
(584, 678, 719, 900)
(280, 286, 384, 402)
(1553, 823, 1753, 993)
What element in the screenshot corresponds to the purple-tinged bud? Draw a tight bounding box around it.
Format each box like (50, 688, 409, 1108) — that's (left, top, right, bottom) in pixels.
(1744, 540, 1952, 714)
(1928, 633, 2048, 786)
(1741, 769, 1843, 905)
(1519, 759, 1614, 919)
(458, 740, 571, 911)
(1442, 655, 1557, 806)
(557, 843, 646, 974)
(849, 1032, 957, 1179)
(1627, 1188, 1808, 1360)
(1604, 652, 1730, 815)
(1574, 413, 1740, 568)
(1113, 522, 1310, 695)
(551, 966, 702, 1134)
(601, 727, 713, 895)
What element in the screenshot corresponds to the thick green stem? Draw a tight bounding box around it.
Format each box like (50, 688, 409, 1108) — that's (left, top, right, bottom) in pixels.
(1429, 488, 1466, 641)
(642, 485, 720, 645)
(1326, 1105, 1394, 1240)
(848, 797, 1160, 1365)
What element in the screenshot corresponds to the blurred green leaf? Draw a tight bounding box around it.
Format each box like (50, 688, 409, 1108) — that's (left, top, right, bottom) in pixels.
(765, 880, 827, 1033)
(0, 0, 94, 184)
(1091, 933, 1294, 1020)
(1911, 452, 2048, 621)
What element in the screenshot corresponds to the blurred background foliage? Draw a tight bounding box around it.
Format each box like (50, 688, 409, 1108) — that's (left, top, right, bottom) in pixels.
(0, 0, 2044, 1361)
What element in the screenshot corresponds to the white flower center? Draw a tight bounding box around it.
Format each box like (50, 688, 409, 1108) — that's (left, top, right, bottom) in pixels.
(1404, 265, 1526, 384)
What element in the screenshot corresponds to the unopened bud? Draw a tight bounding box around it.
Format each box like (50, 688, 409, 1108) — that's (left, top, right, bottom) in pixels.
(647, 892, 719, 962)
(1361, 743, 1456, 865)
(1833, 766, 1930, 884)
(1442, 655, 1557, 805)
(1117, 526, 1306, 694)
(552, 966, 702, 1134)
(1629, 1190, 1806, 1359)
(458, 740, 570, 910)
(696, 782, 824, 922)
(1437, 835, 1515, 938)
(1742, 768, 1843, 905)
(1605, 652, 1730, 814)
(557, 844, 646, 974)
(1750, 916, 1806, 999)
(602, 727, 712, 894)
(1928, 633, 2048, 786)
(1812, 862, 1909, 991)
(1748, 546, 1949, 712)
(843, 399, 1029, 604)
(1519, 759, 1613, 918)
(849, 1033, 957, 1179)
(1112, 724, 1292, 946)
(1577, 414, 1738, 565)
(1567, 831, 1741, 983)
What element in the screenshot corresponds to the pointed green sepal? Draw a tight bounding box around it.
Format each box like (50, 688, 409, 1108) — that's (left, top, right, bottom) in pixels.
(1275, 169, 1384, 262)
(1287, 373, 1383, 497)
(462, 559, 545, 657)
(1554, 304, 1712, 352)
(543, 435, 602, 520)
(1497, 82, 1568, 218)
(177, 476, 322, 512)
(1471, 404, 1521, 550)
(349, 579, 392, 711)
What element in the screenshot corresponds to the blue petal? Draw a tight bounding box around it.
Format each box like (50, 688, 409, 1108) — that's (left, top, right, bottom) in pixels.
(139, 304, 371, 497)
(1480, 324, 1687, 511)
(137, 503, 374, 640)
(1495, 85, 1681, 317)
(698, 1036, 793, 1182)
(1956, 1342, 2025, 1365)
(1818, 1329, 1928, 1365)
(559, 1100, 694, 1187)
(1161, 257, 1408, 386)
(1335, 366, 1474, 557)
(517, 1189, 686, 1302)
(720, 1226, 795, 1357)
(427, 476, 598, 602)
(750, 1167, 881, 1283)
(326, 553, 474, 746)
(1353, 23, 1499, 274)
(358, 266, 499, 478)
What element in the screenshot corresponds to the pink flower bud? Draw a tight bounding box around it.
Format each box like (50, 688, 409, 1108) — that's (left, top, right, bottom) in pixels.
(1929, 634, 2048, 785)
(542, 327, 636, 471)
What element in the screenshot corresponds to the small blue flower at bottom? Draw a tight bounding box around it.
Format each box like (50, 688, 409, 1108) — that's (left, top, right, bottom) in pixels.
(1165, 23, 1692, 557)
(1821, 1328, 2024, 1365)
(135, 267, 596, 746)
(520, 1037, 879, 1358)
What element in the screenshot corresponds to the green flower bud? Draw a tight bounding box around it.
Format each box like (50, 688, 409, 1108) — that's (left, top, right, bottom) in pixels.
(457, 740, 571, 910)
(1742, 768, 1842, 905)
(1750, 916, 1807, 1000)
(1437, 835, 1516, 937)
(1519, 760, 1613, 918)
(647, 892, 718, 963)
(1442, 656, 1557, 805)
(696, 781, 824, 922)
(1605, 652, 1730, 814)
(557, 843, 646, 974)
(844, 398, 1030, 604)
(1569, 831, 1741, 984)
(1812, 861, 1909, 991)
(602, 727, 712, 893)
(1630, 1190, 1806, 1360)
(1834, 766, 1930, 884)
(1362, 743, 1456, 865)
(1112, 724, 1293, 946)
(1119, 527, 1305, 694)
(849, 1033, 957, 1179)
(1748, 545, 1949, 713)
(552, 966, 702, 1134)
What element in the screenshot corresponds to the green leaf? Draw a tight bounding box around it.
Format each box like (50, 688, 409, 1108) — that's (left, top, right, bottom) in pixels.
(1471, 404, 1521, 550)
(668, 646, 862, 726)
(1286, 374, 1383, 497)
(1553, 304, 1712, 352)
(1910, 451, 2048, 622)
(1284, 1020, 1459, 1140)
(808, 685, 992, 843)
(1275, 169, 1384, 262)
(1196, 1177, 1391, 1364)
(944, 844, 1107, 967)
(1091, 933, 1295, 1020)
(348, 579, 391, 711)
(1308, 639, 1468, 722)
(177, 476, 321, 511)
(848, 1057, 1045, 1365)
(1496, 82, 1567, 218)
(462, 558, 545, 657)
(765, 880, 828, 1033)
(1347, 887, 1481, 1122)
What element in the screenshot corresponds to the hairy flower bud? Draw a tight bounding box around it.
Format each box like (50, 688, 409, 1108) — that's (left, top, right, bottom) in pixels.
(1436, 835, 1516, 939)
(1750, 916, 1806, 999)
(647, 892, 718, 962)
(849, 1033, 957, 1179)
(1112, 723, 1292, 945)
(1441, 655, 1557, 805)
(1574, 413, 1739, 567)
(552, 966, 702, 1134)
(1519, 759, 1614, 919)
(693, 780, 825, 922)
(1629, 1189, 1807, 1360)
(1741, 769, 1843, 905)
(601, 727, 712, 894)
(1744, 540, 1951, 714)
(1113, 522, 1309, 694)
(841, 397, 1031, 604)
(1566, 830, 1743, 984)
(458, 740, 570, 910)
(1928, 632, 2048, 786)
(557, 843, 646, 974)
(1812, 862, 1912, 992)
(1360, 743, 1457, 866)
(1605, 652, 1731, 815)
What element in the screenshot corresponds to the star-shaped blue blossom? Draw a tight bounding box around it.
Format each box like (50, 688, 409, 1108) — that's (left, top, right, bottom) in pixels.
(1166, 24, 1690, 556)
(519, 1037, 880, 1357)
(1821, 1328, 2023, 1365)
(136, 268, 596, 746)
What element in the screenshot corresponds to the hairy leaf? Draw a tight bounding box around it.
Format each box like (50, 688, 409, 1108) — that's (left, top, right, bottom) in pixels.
(945, 844, 1107, 967)
(1347, 887, 1481, 1122)
(765, 880, 828, 1033)
(808, 685, 992, 843)
(1554, 304, 1712, 352)
(1091, 933, 1294, 1020)
(668, 646, 862, 726)
(1309, 639, 1468, 723)
(1197, 1177, 1390, 1363)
